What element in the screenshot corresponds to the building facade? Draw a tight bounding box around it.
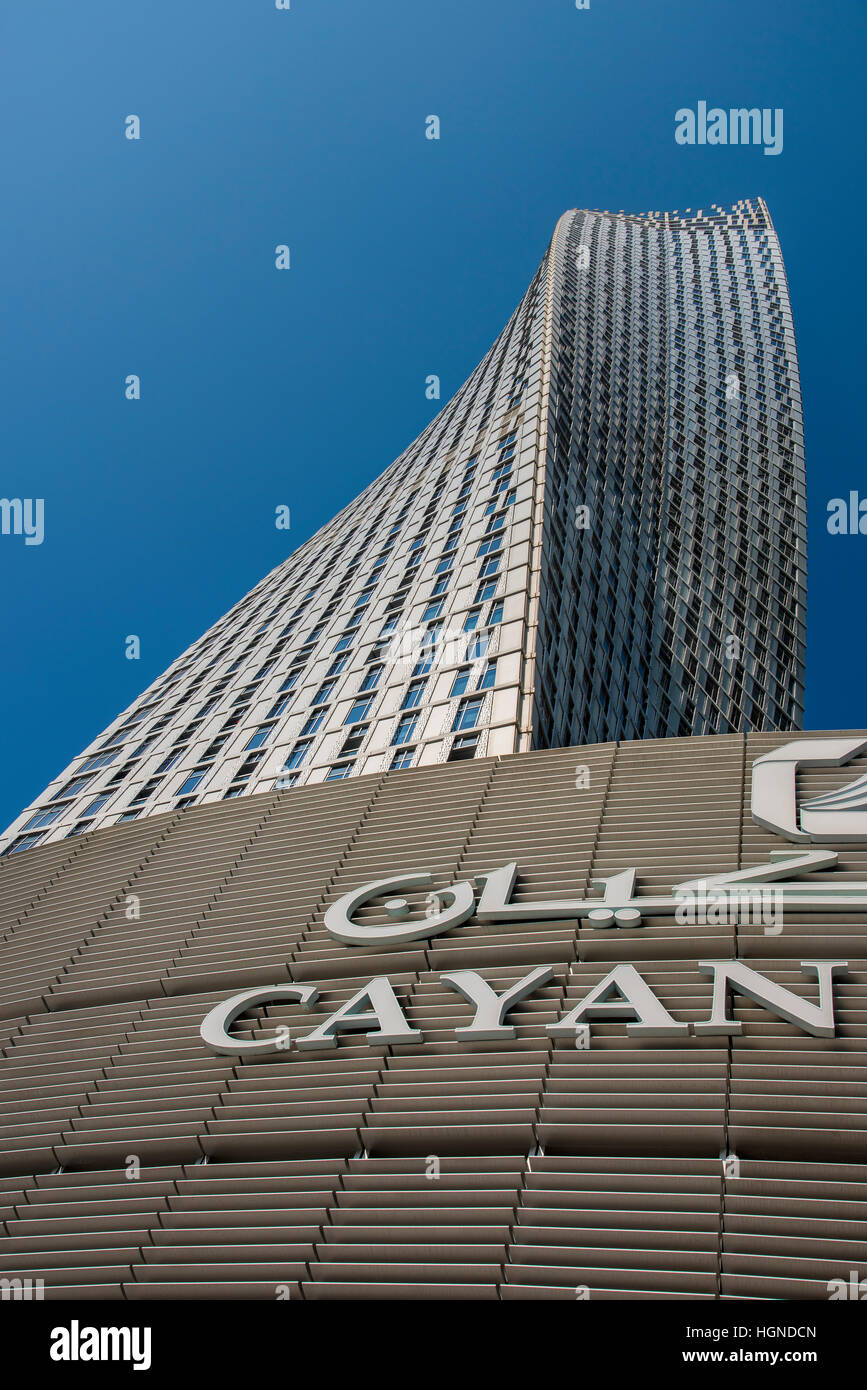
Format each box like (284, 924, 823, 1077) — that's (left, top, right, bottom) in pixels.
(1, 200, 806, 855)
(0, 731, 865, 1300)
(1, 202, 861, 1304)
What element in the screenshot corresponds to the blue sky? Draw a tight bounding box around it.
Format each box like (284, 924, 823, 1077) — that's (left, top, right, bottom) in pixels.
(0, 0, 864, 832)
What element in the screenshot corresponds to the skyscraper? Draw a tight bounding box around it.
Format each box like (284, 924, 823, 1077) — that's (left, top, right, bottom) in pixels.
(2, 202, 864, 1310)
(1, 199, 806, 855)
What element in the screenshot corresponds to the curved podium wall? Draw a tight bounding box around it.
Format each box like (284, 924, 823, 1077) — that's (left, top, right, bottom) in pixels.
(1, 732, 866, 1300)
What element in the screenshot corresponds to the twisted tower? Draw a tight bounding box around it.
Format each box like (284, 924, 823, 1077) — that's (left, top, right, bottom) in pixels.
(2, 200, 806, 854)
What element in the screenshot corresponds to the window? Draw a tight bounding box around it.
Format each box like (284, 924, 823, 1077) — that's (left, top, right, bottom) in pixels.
(79, 751, 117, 773)
(360, 666, 383, 692)
(176, 770, 206, 796)
(326, 762, 354, 781)
(435, 556, 454, 575)
(431, 575, 449, 597)
(401, 680, 426, 710)
(4, 832, 46, 854)
(312, 681, 336, 705)
(274, 771, 301, 789)
(203, 734, 230, 760)
(341, 723, 369, 754)
(22, 805, 65, 831)
(391, 746, 416, 770)
(326, 655, 348, 676)
(462, 609, 481, 632)
(466, 630, 490, 660)
(234, 751, 265, 781)
(450, 668, 471, 697)
(448, 733, 479, 761)
(333, 634, 352, 653)
(488, 600, 504, 625)
(52, 775, 93, 801)
(300, 709, 327, 736)
(106, 760, 135, 787)
(479, 660, 497, 690)
(392, 714, 419, 745)
(479, 556, 500, 578)
(475, 579, 498, 604)
(412, 654, 433, 677)
(244, 724, 274, 750)
(156, 750, 183, 774)
(422, 600, 444, 622)
(267, 693, 293, 719)
(453, 696, 483, 731)
(99, 728, 131, 751)
(283, 741, 312, 771)
(66, 820, 94, 838)
(477, 533, 503, 557)
(81, 796, 109, 818)
(130, 778, 162, 805)
(345, 697, 375, 724)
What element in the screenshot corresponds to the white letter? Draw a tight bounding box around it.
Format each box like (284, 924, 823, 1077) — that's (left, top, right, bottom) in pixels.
(441, 966, 554, 1039)
(693, 960, 846, 1037)
(200, 983, 318, 1056)
(674, 108, 695, 146)
(296, 976, 421, 1049)
(50, 1328, 70, 1362)
(23, 498, 44, 546)
(548, 964, 688, 1038)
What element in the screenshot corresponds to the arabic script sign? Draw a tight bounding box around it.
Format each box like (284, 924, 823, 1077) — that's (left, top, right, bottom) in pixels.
(199, 735, 867, 1056)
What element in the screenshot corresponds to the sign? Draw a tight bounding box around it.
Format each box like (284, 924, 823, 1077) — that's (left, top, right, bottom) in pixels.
(751, 737, 867, 842)
(200, 960, 847, 1056)
(200, 737, 866, 1056)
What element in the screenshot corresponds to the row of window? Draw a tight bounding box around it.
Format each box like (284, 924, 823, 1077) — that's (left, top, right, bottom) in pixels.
(8, 432, 521, 846)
